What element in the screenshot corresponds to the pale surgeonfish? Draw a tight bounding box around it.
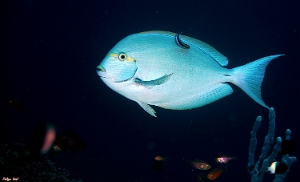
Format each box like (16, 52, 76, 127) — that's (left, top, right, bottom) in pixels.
(96, 31, 283, 117)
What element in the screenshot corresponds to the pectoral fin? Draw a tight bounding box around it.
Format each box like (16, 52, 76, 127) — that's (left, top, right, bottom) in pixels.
(137, 101, 156, 117)
(135, 73, 173, 88)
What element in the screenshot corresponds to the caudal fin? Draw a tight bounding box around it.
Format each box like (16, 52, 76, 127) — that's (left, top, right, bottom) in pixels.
(231, 54, 284, 108)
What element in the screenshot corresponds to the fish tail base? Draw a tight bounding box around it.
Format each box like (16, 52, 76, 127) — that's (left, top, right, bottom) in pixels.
(231, 54, 284, 108)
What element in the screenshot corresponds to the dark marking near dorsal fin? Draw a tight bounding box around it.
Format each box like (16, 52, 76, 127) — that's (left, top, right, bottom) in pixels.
(175, 32, 190, 49)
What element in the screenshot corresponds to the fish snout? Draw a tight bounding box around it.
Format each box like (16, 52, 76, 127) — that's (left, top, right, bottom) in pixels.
(96, 65, 106, 77)
(96, 65, 106, 72)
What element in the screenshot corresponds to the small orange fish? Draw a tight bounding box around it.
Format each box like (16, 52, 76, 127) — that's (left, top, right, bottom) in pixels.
(207, 166, 224, 180)
(154, 156, 167, 161)
(215, 155, 237, 164)
(186, 159, 211, 170)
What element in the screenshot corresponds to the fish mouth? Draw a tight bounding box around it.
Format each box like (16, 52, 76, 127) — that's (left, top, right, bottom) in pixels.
(96, 63, 138, 83)
(96, 65, 106, 72)
(96, 68, 122, 82)
(97, 72, 108, 79)
(96, 65, 107, 78)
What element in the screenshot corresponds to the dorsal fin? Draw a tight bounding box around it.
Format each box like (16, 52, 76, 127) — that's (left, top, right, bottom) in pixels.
(180, 35, 229, 66)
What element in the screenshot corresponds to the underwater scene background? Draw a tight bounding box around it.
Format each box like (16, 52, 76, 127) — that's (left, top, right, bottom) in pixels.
(1, 0, 299, 181)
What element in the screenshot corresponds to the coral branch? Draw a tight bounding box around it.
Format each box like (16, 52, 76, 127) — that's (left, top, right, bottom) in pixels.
(248, 108, 297, 182)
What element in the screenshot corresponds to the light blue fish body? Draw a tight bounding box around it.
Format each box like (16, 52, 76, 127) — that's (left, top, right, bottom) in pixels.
(97, 31, 283, 117)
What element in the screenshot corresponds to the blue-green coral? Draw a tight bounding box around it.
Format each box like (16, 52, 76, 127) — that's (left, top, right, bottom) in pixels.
(0, 143, 83, 182)
(248, 107, 297, 182)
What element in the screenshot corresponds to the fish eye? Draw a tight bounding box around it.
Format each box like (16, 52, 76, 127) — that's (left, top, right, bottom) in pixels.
(118, 53, 127, 61)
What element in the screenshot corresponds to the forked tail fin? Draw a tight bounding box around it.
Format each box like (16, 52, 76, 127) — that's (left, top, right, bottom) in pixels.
(231, 54, 284, 108)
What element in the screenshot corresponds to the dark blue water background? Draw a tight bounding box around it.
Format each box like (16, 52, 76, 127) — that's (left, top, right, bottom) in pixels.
(1, 0, 299, 181)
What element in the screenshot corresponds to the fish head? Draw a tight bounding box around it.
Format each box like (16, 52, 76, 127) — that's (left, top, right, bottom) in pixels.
(97, 34, 140, 84)
(204, 164, 211, 170)
(96, 32, 178, 106)
(97, 51, 137, 83)
(97, 32, 173, 85)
